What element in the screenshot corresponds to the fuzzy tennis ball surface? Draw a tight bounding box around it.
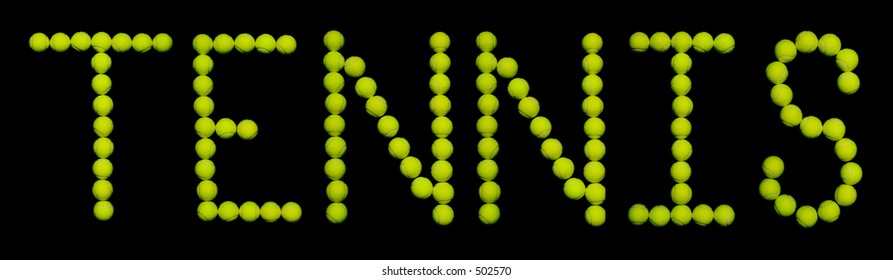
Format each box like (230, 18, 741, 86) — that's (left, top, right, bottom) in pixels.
(530, 116, 552, 139)
(193, 96, 214, 117)
(478, 137, 499, 159)
(480, 181, 501, 204)
(326, 203, 348, 224)
(477, 116, 498, 138)
(324, 30, 344, 51)
(583, 161, 605, 183)
(344, 56, 366, 78)
(629, 32, 650, 52)
(670, 161, 691, 183)
(671, 205, 692, 226)
(323, 51, 345, 73)
(649, 205, 670, 227)
(430, 160, 454, 182)
(672, 96, 693, 118)
(93, 116, 114, 137)
(430, 31, 450, 53)
(430, 73, 451, 95)
(193, 75, 213, 96)
(92, 32, 112, 53)
(276, 35, 297, 55)
(94, 201, 114, 221)
(93, 179, 113, 201)
(478, 94, 499, 116)
(195, 117, 215, 138)
(692, 32, 713, 53)
(774, 194, 796, 217)
(480, 204, 501, 225)
(432, 182, 454, 204)
(213, 34, 234, 54)
(497, 57, 519, 79)
(584, 117, 605, 139)
(840, 162, 862, 185)
(691, 204, 713, 226)
(260, 202, 281, 222)
(477, 31, 497, 52)
(795, 31, 818, 53)
(111, 33, 132, 53)
(430, 95, 452, 117)
(217, 201, 239, 222)
(93, 95, 113, 116)
(837, 71, 860, 95)
(400, 156, 422, 179)
(518, 97, 540, 119)
(582, 95, 604, 118)
(759, 178, 781, 200)
(822, 118, 846, 141)
(584, 139, 606, 161)
(771, 84, 793, 107)
(818, 33, 841, 56)
(817, 200, 840, 222)
(835, 138, 857, 162)
(564, 178, 586, 200)
(324, 115, 345, 137)
(193, 54, 214, 75)
(92, 74, 112, 95)
(796, 205, 817, 228)
(670, 117, 691, 140)
(240, 201, 261, 222)
(193, 34, 213, 54)
(582, 33, 603, 54)
(671, 53, 692, 74)
(835, 48, 858, 72)
(195, 138, 216, 160)
(671, 139, 692, 162)
(325, 136, 347, 159)
(430, 53, 451, 74)
(582, 54, 603, 75)
(70, 31, 92, 52)
(355, 77, 377, 99)
(671, 183, 692, 205)
(195, 159, 215, 180)
(476, 52, 498, 74)
(432, 205, 454, 226)
(713, 33, 735, 54)
(324, 158, 346, 180)
(780, 104, 803, 127)
(762, 155, 784, 179)
(323, 72, 345, 94)
(508, 77, 530, 99)
(215, 118, 237, 139)
(581, 183, 604, 205)
(325, 93, 347, 115)
(671, 31, 692, 53)
(799, 116, 823, 139)
(29, 33, 49, 52)
(411, 177, 433, 199)
(388, 137, 410, 160)
(280, 202, 302, 222)
(540, 138, 563, 161)
(196, 180, 217, 201)
(585, 206, 606, 226)
(835, 184, 857, 206)
(766, 61, 788, 85)
(552, 157, 575, 180)
(628, 204, 649, 225)
(234, 33, 255, 53)
(431, 116, 453, 138)
(432, 138, 453, 160)
(649, 32, 671, 52)
(477, 73, 498, 95)
(254, 34, 277, 54)
(477, 159, 499, 182)
(365, 95, 388, 118)
(713, 204, 734, 226)
(775, 39, 797, 63)
(152, 33, 172, 52)
(50, 32, 70, 52)
(670, 74, 691, 96)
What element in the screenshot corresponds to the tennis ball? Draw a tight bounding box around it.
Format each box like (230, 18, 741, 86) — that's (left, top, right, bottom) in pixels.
(582, 33, 603, 54)
(552, 157, 575, 180)
(478, 137, 499, 159)
(840, 162, 862, 185)
(432, 182, 454, 204)
(152, 33, 172, 52)
(344, 56, 366, 78)
(355, 77, 377, 99)
(581, 75, 604, 97)
(234, 33, 255, 53)
(92, 32, 112, 53)
(193, 54, 214, 75)
(280, 202, 302, 222)
(585, 183, 606, 205)
(476, 52, 498, 74)
(671, 139, 692, 162)
(411, 177, 434, 199)
(94, 201, 114, 221)
(430, 94, 452, 117)
(672, 96, 693, 118)
(323, 30, 344, 51)
(582, 54, 604, 75)
(530, 116, 552, 139)
(835, 48, 858, 72)
(388, 137, 410, 159)
(29, 33, 49, 52)
(780, 104, 803, 127)
(671, 53, 692, 74)
(540, 138, 563, 161)
(775, 39, 797, 63)
(276, 35, 297, 55)
(649, 205, 671, 227)
(478, 159, 499, 182)
(628, 204, 649, 225)
(584, 117, 606, 139)
(774, 194, 796, 217)
(215, 118, 238, 139)
(770, 84, 793, 107)
(799, 116, 823, 139)
(93, 116, 114, 137)
(195, 117, 216, 138)
(431, 160, 454, 182)
(477, 116, 498, 137)
(478, 94, 499, 116)
(193, 34, 213, 54)
(671, 32, 692, 53)
(762, 156, 784, 179)
(759, 178, 781, 200)
(193, 96, 215, 117)
(692, 32, 713, 53)
(691, 204, 714, 226)
(327, 180, 348, 203)
(583, 161, 606, 183)
(324, 158, 346, 180)
(111, 33, 131, 52)
(196, 180, 217, 201)
(323, 72, 345, 94)
(325, 136, 347, 159)
(49, 32, 70, 52)
(518, 96, 540, 119)
(323, 51, 345, 72)
(671, 183, 692, 205)
(713, 33, 735, 54)
(795, 31, 818, 53)
(430, 73, 451, 95)
(477, 73, 498, 95)
(213, 34, 234, 54)
(766, 61, 788, 85)
(585, 206, 606, 226)
(480, 204, 501, 225)
(796, 205, 817, 228)
(670, 74, 691, 96)
(508, 77, 530, 99)
(630, 32, 650, 52)
(325, 93, 347, 115)
(564, 178, 586, 200)
(497, 57, 519, 79)
(195, 138, 216, 160)
(93, 95, 114, 116)
(477, 31, 497, 52)
(217, 201, 239, 222)
(365, 95, 388, 118)
(432, 204, 454, 226)
(71, 31, 92, 52)
(671, 205, 692, 226)
(93, 179, 113, 201)
(713, 204, 735, 226)
(670, 161, 691, 183)
(835, 138, 857, 162)
(671, 117, 691, 140)
(835, 184, 857, 207)
(431, 116, 453, 138)
(582, 95, 604, 118)
(430, 53, 450, 74)
(92, 74, 112, 95)
(324, 115, 345, 136)
(818, 200, 840, 223)
(818, 33, 842, 56)
(400, 156, 422, 179)
(480, 181, 501, 203)
(195, 159, 215, 180)
(837, 71, 860, 95)
(255, 34, 276, 54)
(193, 75, 213, 96)
(430, 31, 450, 53)
(432, 138, 453, 160)
(239, 201, 261, 222)
(650, 32, 671, 52)
(822, 118, 846, 141)
(584, 139, 606, 161)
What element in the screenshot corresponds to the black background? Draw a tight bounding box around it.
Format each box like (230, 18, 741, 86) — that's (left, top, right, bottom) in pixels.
(5, 7, 890, 260)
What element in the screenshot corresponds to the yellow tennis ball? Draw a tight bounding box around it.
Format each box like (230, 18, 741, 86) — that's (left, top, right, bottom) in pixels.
(628, 204, 649, 225)
(324, 93, 347, 115)
(478, 137, 500, 159)
(411, 177, 434, 199)
(216, 201, 239, 222)
(480, 204, 501, 224)
(518, 96, 540, 119)
(762, 155, 785, 179)
(795, 31, 818, 53)
(432, 182, 454, 204)
(430, 31, 450, 53)
(582, 33, 603, 54)
(93, 95, 114, 116)
(50, 32, 70, 52)
(552, 157, 575, 180)
(323, 51, 345, 72)
(234, 33, 255, 53)
(195, 138, 216, 160)
(480, 181, 501, 203)
(775, 39, 797, 63)
(780, 104, 803, 127)
(324, 158, 346, 180)
(477, 94, 499, 116)
(254, 34, 277, 54)
(432, 138, 454, 160)
(508, 77, 530, 99)
(431, 116, 453, 138)
(280, 202, 302, 222)
(193, 75, 214, 96)
(324, 115, 345, 137)
(530, 116, 552, 139)
(71, 31, 92, 52)
(668, 205, 691, 226)
(259, 202, 281, 222)
(92, 32, 112, 53)
(497, 57, 518, 79)
(649, 205, 670, 227)
(400, 156, 422, 179)
(582, 95, 604, 118)
(585, 183, 606, 205)
(671, 53, 692, 74)
(818, 33, 842, 56)
(195, 159, 215, 180)
(822, 118, 846, 141)
(430, 95, 451, 117)
(430, 53, 451, 74)
(585, 205, 606, 226)
(429, 73, 451, 95)
(431, 160, 453, 182)
(584, 117, 605, 139)
(276, 35, 297, 55)
(583, 161, 605, 183)
(670, 161, 691, 183)
(671, 31, 692, 53)
(323, 72, 345, 94)
(195, 117, 216, 138)
(691, 204, 714, 226)
(193, 34, 213, 54)
(840, 162, 862, 185)
(193, 96, 215, 117)
(713, 204, 735, 226)
(835, 138, 857, 162)
(344, 56, 366, 78)
(29, 33, 49, 52)
(670, 117, 691, 139)
(388, 137, 410, 159)
(111, 33, 131, 52)
(432, 204, 454, 226)
(216, 117, 237, 139)
(196, 180, 217, 201)
(93, 159, 114, 179)
(691, 32, 713, 53)
(476, 52, 498, 74)
(475, 73, 497, 95)
(477, 159, 499, 181)
(629, 32, 650, 52)
(774, 194, 796, 217)
(239, 201, 261, 222)
(476, 116, 497, 137)
(671, 183, 692, 205)
(325, 136, 347, 159)
(799, 116, 823, 139)
(324, 30, 344, 51)
(94, 201, 114, 221)
(835, 48, 858, 72)
(771, 84, 793, 107)
(835, 184, 857, 207)
(93, 179, 113, 201)
(766, 61, 789, 85)
(213, 34, 234, 54)
(818, 200, 840, 222)
(584, 139, 606, 161)
(671, 139, 692, 162)
(649, 32, 671, 52)
(837, 71, 860, 95)
(564, 178, 586, 200)
(196, 201, 218, 221)
(713, 33, 735, 54)
(759, 178, 781, 200)
(477, 31, 497, 52)
(670, 74, 691, 96)
(672, 95, 693, 118)
(93, 116, 114, 137)
(152, 33, 173, 52)
(540, 138, 563, 161)
(365, 95, 388, 118)
(582, 53, 603, 75)
(355, 77, 377, 98)
(193, 54, 214, 75)
(796, 205, 817, 228)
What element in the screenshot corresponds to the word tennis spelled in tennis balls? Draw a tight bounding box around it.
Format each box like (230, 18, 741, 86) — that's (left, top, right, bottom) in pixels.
(585, 206, 606, 226)
(477, 159, 499, 182)
(762, 155, 784, 179)
(327, 180, 348, 203)
(692, 32, 714, 53)
(430, 95, 451, 117)
(432, 204, 454, 226)
(355, 77, 377, 99)
(796, 205, 818, 228)
(649, 205, 671, 227)
(217, 201, 239, 222)
(432, 116, 453, 138)
(326, 203, 348, 224)
(197, 201, 217, 221)
(430, 160, 454, 182)
(478, 137, 499, 159)
(280, 202, 302, 222)
(478, 94, 499, 116)
(93, 179, 113, 201)
(563, 178, 586, 200)
(400, 156, 422, 179)
(411, 177, 433, 199)
(691, 204, 714, 226)
(239, 201, 261, 222)
(759, 178, 781, 200)
(94, 201, 114, 221)
(476, 31, 497, 52)
(628, 204, 649, 225)
(835, 184, 857, 207)
(388, 137, 410, 160)
(713, 204, 734, 226)
(774, 194, 796, 217)
(260, 202, 281, 222)
(378, 115, 400, 138)
(583, 161, 605, 183)
(344, 56, 366, 78)
(582, 33, 603, 54)
(477, 73, 498, 94)
(476, 52, 498, 74)
(324, 158, 346, 180)
(479, 204, 501, 225)
(479, 181, 501, 204)
(432, 182, 454, 204)
(671, 205, 692, 226)
(213, 34, 234, 54)
(215, 118, 237, 139)
(196, 180, 217, 201)
(508, 77, 530, 99)
(432, 138, 454, 160)
(477, 116, 498, 137)
(817, 200, 840, 223)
